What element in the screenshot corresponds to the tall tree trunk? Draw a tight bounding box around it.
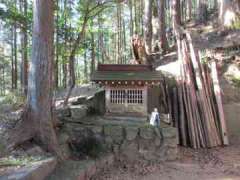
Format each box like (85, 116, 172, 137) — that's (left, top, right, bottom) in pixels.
(187, 0, 192, 20)
(129, 0, 134, 37)
(197, 0, 208, 23)
(20, 0, 28, 95)
(83, 49, 88, 82)
(129, 0, 134, 58)
(91, 32, 95, 74)
(9, 0, 62, 157)
(157, 0, 169, 53)
(14, 24, 18, 89)
(11, 28, 15, 90)
(172, 0, 181, 32)
(54, 0, 59, 89)
(152, 6, 159, 51)
(144, 0, 153, 55)
(62, 0, 67, 89)
(134, 0, 138, 33)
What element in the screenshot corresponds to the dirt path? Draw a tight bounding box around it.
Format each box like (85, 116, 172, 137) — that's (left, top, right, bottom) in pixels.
(94, 141, 240, 180)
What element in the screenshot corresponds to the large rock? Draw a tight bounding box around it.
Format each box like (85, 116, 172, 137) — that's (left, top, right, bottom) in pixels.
(71, 97, 87, 105)
(0, 157, 57, 180)
(70, 105, 88, 120)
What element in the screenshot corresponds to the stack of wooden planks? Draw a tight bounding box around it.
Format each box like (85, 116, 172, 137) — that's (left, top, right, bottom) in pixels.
(172, 31, 229, 148)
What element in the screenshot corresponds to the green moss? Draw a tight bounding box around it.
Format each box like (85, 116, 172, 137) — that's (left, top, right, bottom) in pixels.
(231, 76, 240, 88)
(0, 156, 44, 167)
(230, 17, 240, 29)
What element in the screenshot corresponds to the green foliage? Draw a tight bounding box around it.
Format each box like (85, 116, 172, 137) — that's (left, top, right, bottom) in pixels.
(0, 91, 25, 108)
(231, 76, 240, 88)
(231, 17, 240, 29)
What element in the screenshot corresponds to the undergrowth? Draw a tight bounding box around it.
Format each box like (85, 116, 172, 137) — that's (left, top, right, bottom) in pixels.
(0, 91, 25, 110)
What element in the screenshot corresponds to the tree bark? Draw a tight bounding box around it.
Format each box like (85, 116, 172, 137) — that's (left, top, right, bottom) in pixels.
(187, 0, 192, 20)
(9, 0, 62, 158)
(83, 49, 88, 82)
(54, 0, 59, 89)
(129, 0, 134, 37)
(172, 0, 181, 32)
(20, 0, 28, 95)
(129, 0, 134, 58)
(144, 0, 153, 55)
(91, 32, 95, 74)
(157, 0, 169, 53)
(197, 0, 208, 23)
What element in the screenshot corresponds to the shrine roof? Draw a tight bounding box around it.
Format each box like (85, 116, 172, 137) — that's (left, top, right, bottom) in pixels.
(91, 71, 165, 82)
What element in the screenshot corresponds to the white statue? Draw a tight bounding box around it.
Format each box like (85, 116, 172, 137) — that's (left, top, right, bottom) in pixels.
(150, 108, 160, 126)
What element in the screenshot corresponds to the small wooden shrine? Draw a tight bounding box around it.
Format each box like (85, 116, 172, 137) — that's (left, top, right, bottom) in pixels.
(91, 64, 165, 116)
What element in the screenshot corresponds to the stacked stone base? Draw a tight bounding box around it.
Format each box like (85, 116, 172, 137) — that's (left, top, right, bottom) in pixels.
(63, 120, 178, 163)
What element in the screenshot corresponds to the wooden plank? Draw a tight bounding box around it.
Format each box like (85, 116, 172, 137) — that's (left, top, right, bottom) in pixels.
(186, 33, 221, 147)
(211, 61, 229, 145)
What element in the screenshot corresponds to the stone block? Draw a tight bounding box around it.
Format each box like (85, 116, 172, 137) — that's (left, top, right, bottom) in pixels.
(120, 140, 139, 162)
(166, 148, 178, 161)
(70, 105, 88, 120)
(164, 138, 178, 148)
(162, 127, 177, 138)
(125, 127, 139, 141)
(139, 126, 155, 140)
(138, 139, 156, 153)
(104, 125, 123, 144)
(88, 125, 103, 135)
(154, 137, 163, 147)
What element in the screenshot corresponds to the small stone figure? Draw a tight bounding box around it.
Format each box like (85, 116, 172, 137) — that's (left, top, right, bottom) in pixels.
(150, 108, 160, 126)
(150, 108, 163, 146)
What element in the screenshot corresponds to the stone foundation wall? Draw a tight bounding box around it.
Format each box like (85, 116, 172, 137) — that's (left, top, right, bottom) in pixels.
(64, 122, 178, 163)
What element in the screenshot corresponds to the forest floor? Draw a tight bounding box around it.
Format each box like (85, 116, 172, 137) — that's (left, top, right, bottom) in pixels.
(93, 139, 240, 180)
